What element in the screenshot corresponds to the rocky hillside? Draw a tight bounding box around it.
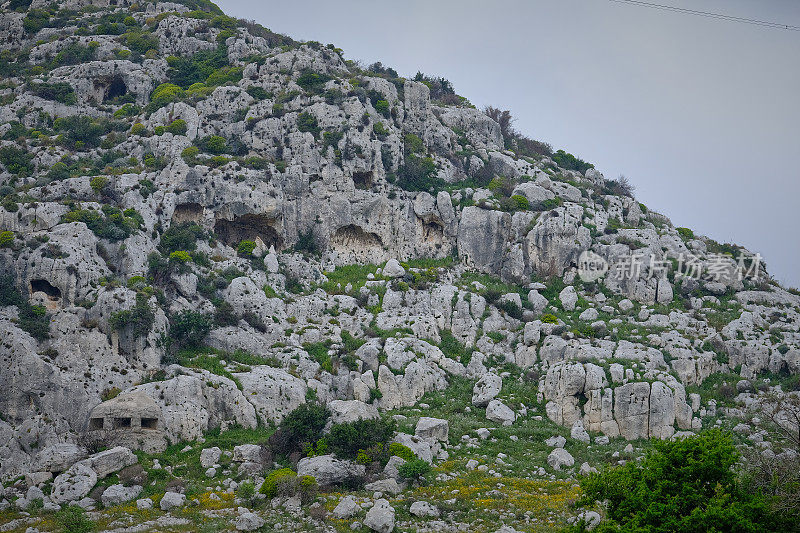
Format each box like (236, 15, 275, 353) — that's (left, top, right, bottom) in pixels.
(1, 0, 799, 531)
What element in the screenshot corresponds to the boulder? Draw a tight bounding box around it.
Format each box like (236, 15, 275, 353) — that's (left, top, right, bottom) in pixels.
(383, 259, 406, 279)
(364, 498, 395, 533)
(333, 495, 361, 519)
(472, 373, 502, 407)
(236, 512, 265, 531)
(365, 478, 402, 495)
(414, 417, 449, 442)
(82, 447, 137, 478)
(486, 399, 515, 426)
(232, 445, 262, 463)
(328, 399, 380, 424)
(559, 286, 578, 311)
(409, 500, 439, 517)
(547, 448, 575, 471)
(200, 447, 222, 468)
(160, 491, 186, 511)
(296, 455, 365, 486)
(101, 484, 142, 507)
(36, 444, 87, 473)
(51, 462, 97, 504)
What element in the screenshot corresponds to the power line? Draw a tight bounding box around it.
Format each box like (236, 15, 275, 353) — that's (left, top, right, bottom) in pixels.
(607, 0, 800, 31)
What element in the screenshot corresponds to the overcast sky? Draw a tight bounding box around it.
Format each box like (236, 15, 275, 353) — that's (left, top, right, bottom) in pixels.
(217, 0, 800, 288)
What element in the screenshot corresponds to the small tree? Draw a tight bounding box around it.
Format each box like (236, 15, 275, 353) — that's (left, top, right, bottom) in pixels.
(575, 430, 783, 532)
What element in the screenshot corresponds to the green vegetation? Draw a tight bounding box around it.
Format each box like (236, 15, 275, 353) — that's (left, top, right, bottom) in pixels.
(327, 417, 397, 458)
(575, 430, 788, 532)
(168, 310, 212, 350)
(0, 145, 34, 176)
(109, 293, 155, 338)
(0, 275, 50, 341)
(296, 111, 320, 138)
(63, 205, 143, 241)
(159, 223, 206, 254)
(552, 149, 593, 174)
(29, 81, 76, 104)
(396, 134, 441, 192)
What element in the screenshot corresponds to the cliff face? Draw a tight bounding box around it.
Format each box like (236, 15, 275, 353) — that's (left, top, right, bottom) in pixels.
(0, 0, 798, 523)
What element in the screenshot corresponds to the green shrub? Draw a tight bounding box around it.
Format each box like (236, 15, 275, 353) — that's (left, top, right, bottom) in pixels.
(552, 149, 593, 174)
(296, 111, 320, 138)
(168, 310, 212, 349)
(293, 229, 318, 255)
(511, 194, 529, 210)
(55, 505, 95, 533)
(169, 250, 192, 264)
(167, 44, 230, 88)
(541, 313, 558, 324)
(159, 223, 205, 254)
(676, 227, 695, 241)
(166, 119, 187, 135)
(130, 123, 146, 136)
(23, 9, 49, 34)
(29, 81, 76, 104)
(236, 240, 256, 257)
(0, 276, 50, 341)
(53, 116, 109, 150)
(109, 293, 154, 338)
(373, 121, 389, 137)
(0, 231, 14, 248)
(0, 146, 33, 176)
(89, 175, 109, 193)
(122, 30, 159, 54)
(281, 403, 330, 443)
(196, 135, 227, 154)
(114, 103, 140, 118)
(296, 70, 331, 94)
(576, 430, 782, 532)
(246, 86, 271, 100)
(63, 205, 142, 241)
(51, 42, 97, 68)
(375, 99, 390, 117)
(328, 418, 397, 459)
(398, 458, 431, 481)
(259, 468, 296, 497)
(149, 83, 184, 109)
(181, 145, 199, 162)
(388, 442, 416, 462)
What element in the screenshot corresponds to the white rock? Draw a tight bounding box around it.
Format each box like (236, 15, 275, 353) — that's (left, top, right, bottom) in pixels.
(547, 448, 575, 471)
(333, 495, 361, 519)
(159, 491, 186, 511)
(415, 417, 449, 442)
(200, 447, 222, 469)
(410, 500, 439, 517)
(101, 484, 142, 507)
(486, 399, 515, 426)
(383, 259, 406, 279)
(364, 498, 395, 533)
(236, 512, 265, 531)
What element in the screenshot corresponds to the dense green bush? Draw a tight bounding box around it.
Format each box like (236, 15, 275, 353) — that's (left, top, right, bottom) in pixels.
(296, 70, 331, 94)
(109, 293, 155, 338)
(23, 9, 50, 34)
(159, 223, 206, 254)
(246, 86, 271, 100)
(552, 149, 593, 174)
(122, 30, 159, 54)
(54, 505, 95, 533)
(260, 467, 296, 497)
(396, 133, 442, 192)
(575, 430, 785, 532)
(63, 205, 142, 241)
(165, 119, 187, 135)
(328, 418, 397, 458)
(296, 112, 320, 138)
(149, 83, 184, 110)
(51, 42, 97, 67)
(281, 402, 330, 443)
(398, 458, 431, 481)
(168, 310, 212, 349)
(196, 135, 227, 154)
(0, 146, 34, 176)
(29, 81, 76, 104)
(0, 230, 14, 248)
(676, 227, 695, 241)
(236, 240, 256, 256)
(167, 44, 230, 88)
(53, 116, 111, 150)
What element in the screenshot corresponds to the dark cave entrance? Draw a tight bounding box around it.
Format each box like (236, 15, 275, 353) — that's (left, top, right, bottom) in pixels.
(30, 279, 61, 300)
(214, 214, 283, 249)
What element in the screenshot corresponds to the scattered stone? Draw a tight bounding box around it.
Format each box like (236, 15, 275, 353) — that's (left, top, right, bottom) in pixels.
(547, 448, 575, 471)
(160, 491, 186, 511)
(410, 500, 439, 517)
(364, 498, 395, 533)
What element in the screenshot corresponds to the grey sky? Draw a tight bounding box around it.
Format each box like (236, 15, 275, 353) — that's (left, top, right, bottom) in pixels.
(217, 0, 800, 287)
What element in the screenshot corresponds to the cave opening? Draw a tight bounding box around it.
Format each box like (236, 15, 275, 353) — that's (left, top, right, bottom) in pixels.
(30, 279, 61, 300)
(105, 76, 128, 102)
(214, 214, 283, 249)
